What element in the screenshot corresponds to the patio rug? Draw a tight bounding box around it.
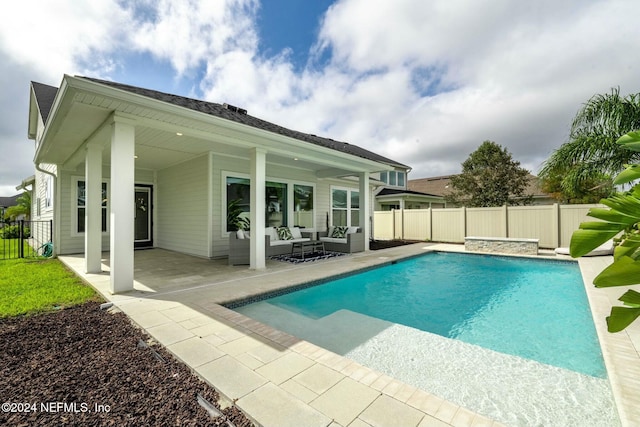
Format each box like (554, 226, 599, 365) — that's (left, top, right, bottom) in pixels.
(270, 251, 346, 264)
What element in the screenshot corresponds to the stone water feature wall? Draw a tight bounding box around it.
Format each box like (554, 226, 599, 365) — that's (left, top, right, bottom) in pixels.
(464, 236, 539, 255)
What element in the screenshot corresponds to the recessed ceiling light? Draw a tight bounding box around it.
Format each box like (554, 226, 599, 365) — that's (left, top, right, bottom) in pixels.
(176, 132, 183, 136)
(134, 155, 138, 159)
(294, 158, 299, 161)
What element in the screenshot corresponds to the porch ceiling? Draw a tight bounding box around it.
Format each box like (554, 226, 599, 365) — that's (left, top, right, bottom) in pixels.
(37, 76, 392, 177)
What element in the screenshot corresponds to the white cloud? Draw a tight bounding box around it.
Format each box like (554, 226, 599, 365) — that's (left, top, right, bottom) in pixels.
(302, 0, 640, 177)
(2, 0, 640, 196)
(0, 0, 131, 81)
(130, 0, 259, 77)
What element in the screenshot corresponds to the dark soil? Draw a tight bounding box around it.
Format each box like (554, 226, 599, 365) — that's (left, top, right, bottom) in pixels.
(369, 239, 422, 250)
(0, 302, 254, 427)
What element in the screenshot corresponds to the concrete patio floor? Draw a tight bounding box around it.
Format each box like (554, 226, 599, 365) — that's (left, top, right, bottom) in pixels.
(58, 244, 640, 427)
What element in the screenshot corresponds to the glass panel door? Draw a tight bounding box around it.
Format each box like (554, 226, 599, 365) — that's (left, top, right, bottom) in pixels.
(134, 186, 153, 248)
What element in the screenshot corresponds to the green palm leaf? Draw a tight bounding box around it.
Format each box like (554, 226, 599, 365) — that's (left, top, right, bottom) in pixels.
(607, 306, 640, 332)
(614, 236, 640, 260)
(613, 164, 640, 185)
(616, 131, 640, 151)
(540, 88, 640, 194)
(593, 256, 640, 287)
(619, 289, 640, 306)
(586, 207, 638, 224)
(601, 195, 640, 216)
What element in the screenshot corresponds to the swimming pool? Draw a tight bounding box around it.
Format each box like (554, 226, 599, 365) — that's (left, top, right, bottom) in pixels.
(234, 251, 619, 426)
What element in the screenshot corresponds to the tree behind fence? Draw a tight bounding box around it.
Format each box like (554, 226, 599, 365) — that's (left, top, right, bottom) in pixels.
(372, 204, 600, 249)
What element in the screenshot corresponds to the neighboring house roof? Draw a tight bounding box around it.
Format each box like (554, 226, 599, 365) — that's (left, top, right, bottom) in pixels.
(407, 175, 456, 197)
(37, 76, 408, 170)
(0, 194, 20, 208)
(376, 188, 441, 197)
(408, 174, 550, 198)
(31, 82, 59, 124)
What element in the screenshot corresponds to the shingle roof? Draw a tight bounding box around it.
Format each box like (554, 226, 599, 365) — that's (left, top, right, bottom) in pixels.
(407, 175, 456, 196)
(0, 194, 20, 208)
(377, 188, 441, 197)
(31, 81, 59, 124)
(75, 76, 409, 169)
(408, 174, 549, 197)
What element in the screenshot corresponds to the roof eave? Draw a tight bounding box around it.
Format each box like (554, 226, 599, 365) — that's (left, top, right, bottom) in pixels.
(33, 75, 73, 165)
(68, 76, 399, 173)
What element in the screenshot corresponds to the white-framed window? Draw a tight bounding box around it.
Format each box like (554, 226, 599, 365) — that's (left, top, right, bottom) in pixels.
(331, 187, 359, 227)
(44, 175, 53, 210)
(379, 171, 406, 188)
(223, 171, 316, 233)
(73, 177, 108, 234)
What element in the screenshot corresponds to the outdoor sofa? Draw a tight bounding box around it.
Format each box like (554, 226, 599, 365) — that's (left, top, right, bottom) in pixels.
(318, 226, 365, 253)
(228, 226, 313, 265)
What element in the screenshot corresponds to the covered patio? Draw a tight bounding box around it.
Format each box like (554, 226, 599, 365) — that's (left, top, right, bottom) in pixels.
(29, 76, 409, 295)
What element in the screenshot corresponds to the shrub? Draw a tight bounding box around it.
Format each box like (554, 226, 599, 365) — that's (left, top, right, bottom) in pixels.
(0, 225, 31, 239)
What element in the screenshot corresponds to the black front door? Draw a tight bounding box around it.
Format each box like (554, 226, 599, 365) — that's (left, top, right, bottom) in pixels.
(134, 185, 153, 248)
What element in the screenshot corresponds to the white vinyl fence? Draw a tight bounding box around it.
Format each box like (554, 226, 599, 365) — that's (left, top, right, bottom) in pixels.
(372, 204, 600, 249)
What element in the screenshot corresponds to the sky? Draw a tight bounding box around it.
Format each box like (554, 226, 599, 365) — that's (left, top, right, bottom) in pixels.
(1, 0, 640, 197)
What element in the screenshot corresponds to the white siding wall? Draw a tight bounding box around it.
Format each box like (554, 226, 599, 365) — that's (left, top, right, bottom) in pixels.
(157, 154, 210, 258)
(315, 178, 332, 231)
(32, 164, 56, 222)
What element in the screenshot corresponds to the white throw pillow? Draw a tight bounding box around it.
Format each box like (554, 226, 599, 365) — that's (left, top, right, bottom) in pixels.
(347, 226, 358, 234)
(265, 227, 279, 241)
(290, 227, 303, 239)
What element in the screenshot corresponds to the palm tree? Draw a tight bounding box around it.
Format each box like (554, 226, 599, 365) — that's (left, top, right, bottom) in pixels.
(540, 87, 640, 194)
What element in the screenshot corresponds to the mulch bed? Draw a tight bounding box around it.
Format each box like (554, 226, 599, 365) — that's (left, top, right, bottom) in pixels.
(0, 302, 255, 427)
(369, 240, 422, 250)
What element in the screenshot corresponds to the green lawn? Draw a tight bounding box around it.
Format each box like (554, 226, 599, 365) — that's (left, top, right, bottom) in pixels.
(0, 257, 100, 317)
(0, 237, 16, 259)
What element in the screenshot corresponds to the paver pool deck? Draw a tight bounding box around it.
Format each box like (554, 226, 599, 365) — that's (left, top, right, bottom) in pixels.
(59, 243, 640, 427)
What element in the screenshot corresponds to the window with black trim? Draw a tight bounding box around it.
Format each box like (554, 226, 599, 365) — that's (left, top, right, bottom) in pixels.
(76, 180, 108, 233)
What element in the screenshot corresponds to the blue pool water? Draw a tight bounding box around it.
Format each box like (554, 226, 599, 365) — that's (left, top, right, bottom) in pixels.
(246, 252, 605, 378)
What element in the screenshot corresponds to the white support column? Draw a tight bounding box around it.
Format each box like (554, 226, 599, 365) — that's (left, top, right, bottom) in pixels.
(109, 119, 135, 293)
(359, 171, 370, 250)
(85, 142, 102, 273)
(250, 148, 266, 269)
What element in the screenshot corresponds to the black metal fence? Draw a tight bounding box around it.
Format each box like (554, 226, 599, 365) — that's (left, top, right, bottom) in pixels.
(0, 220, 53, 259)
